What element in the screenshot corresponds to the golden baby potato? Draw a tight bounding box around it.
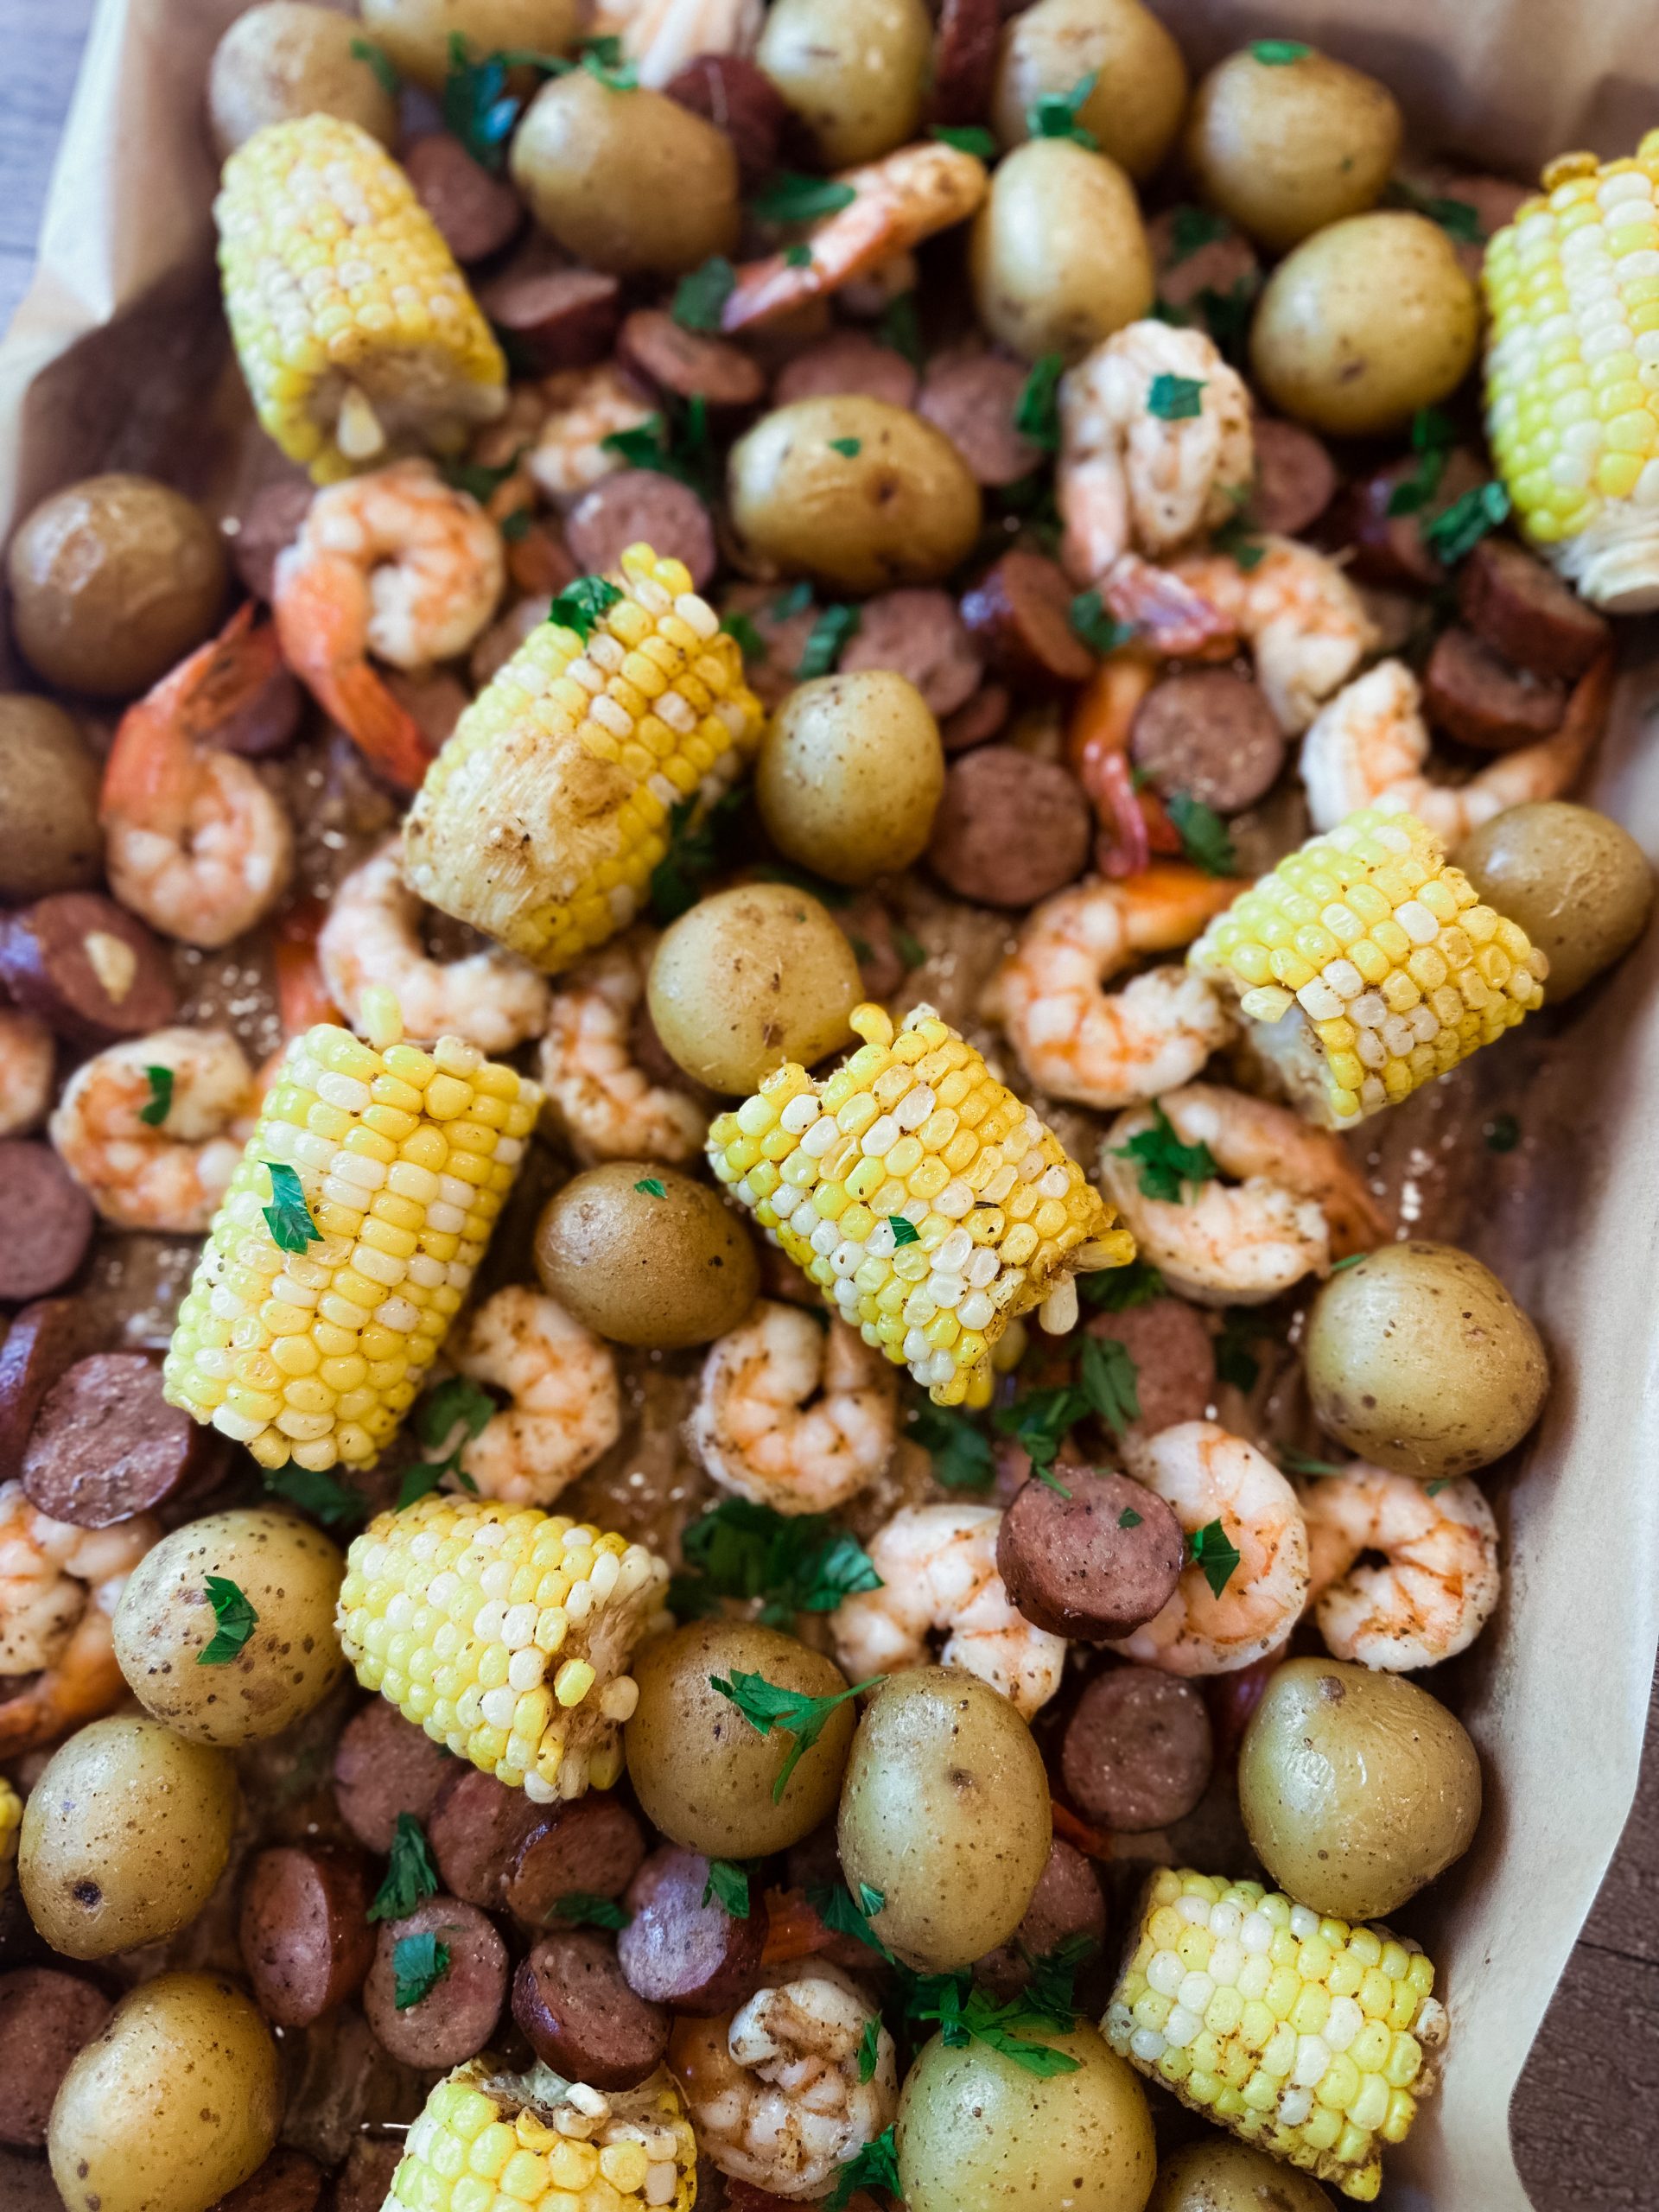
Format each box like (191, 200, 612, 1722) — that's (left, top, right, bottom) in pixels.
(359, 0, 580, 92)
(208, 3, 400, 154)
(758, 671, 945, 886)
(1184, 44, 1402, 250)
(971, 138, 1154, 362)
(992, 0, 1189, 181)
(757, 0, 932, 167)
(534, 1161, 760, 1347)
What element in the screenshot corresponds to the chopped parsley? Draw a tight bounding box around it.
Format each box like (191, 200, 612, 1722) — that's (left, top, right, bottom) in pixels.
(750, 860, 853, 906)
(369, 1814, 439, 1923)
(499, 508, 531, 543)
(824, 2126, 899, 2212)
(1118, 1506, 1143, 1529)
(262, 1462, 367, 1529)
(1386, 407, 1457, 517)
(139, 1064, 174, 1128)
(710, 1669, 882, 1800)
(1192, 276, 1256, 366)
(1079, 1333, 1141, 1438)
(671, 255, 735, 333)
(1211, 512, 1267, 570)
(1147, 372, 1206, 421)
(648, 787, 746, 924)
(262, 1162, 320, 1254)
(828, 436, 862, 458)
(1423, 480, 1510, 565)
(1112, 1102, 1218, 1204)
(1215, 1311, 1262, 1394)
(1330, 1252, 1366, 1272)
(1071, 589, 1134, 657)
(397, 1376, 493, 1510)
(701, 1859, 752, 1917)
(1485, 1112, 1522, 1153)
(442, 37, 521, 170)
(857, 2017, 881, 2083)
(1014, 352, 1065, 451)
(772, 580, 814, 620)
(993, 1388, 1078, 1493)
(807, 1879, 894, 1961)
(633, 1176, 667, 1198)
(720, 609, 767, 660)
(931, 124, 998, 158)
(549, 575, 623, 640)
(1277, 1447, 1347, 1478)
(899, 1965, 1084, 2075)
(442, 448, 526, 504)
(1080, 1257, 1166, 1312)
(797, 602, 861, 678)
(550, 1892, 630, 1931)
(784, 243, 814, 267)
(669, 1497, 882, 1625)
(600, 400, 714, 495)
(1251, 38, 1310, 63)
(1386, 177, 1487, 245)
(1166, 204, 1231, 264)
(1027, 71, 1099, 148)
(392, 1929, 451, 2010)
(878, 290, 923, 369)
(197, 1576, 257, 1666)
(909, 1401, 995, 1492)
(1188, 1516, 1243, 1597)
(1166, 792, 1239, 877)
(1426, 1478, 1452, 1497)
(889, 1216, 921, 1248)
(893, 925, 927, 971)
(350, 36, 401, 95)
(753, 174, 857, 225)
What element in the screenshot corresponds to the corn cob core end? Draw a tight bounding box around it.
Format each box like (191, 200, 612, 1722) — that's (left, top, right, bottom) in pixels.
(1105, 1866, 1446, 2202)
(707, 1000, 1135, 1405)
(1188, 809, 1546, 1128)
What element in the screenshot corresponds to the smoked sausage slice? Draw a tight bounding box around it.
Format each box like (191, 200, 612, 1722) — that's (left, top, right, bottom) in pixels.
(512, 1929, 670, 2089)
(998, 1466, 1185, 1641)
(617, 1847, 766, 2016)
(363, 1896, 507, 2069)
(1061, 1666, 1214, 1831)
(238, 1844, 376, 2028)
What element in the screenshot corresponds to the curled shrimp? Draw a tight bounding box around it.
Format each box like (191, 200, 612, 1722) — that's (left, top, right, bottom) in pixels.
(100, 603, 296, 949)
(670, 1961, 898, 2201)
(440, 1287, 622, 1509)
(986, 864, 1242, 1110)
(830, 1502, 1065, 1718)
(1058, 321, 1255, 581)
(0, 1481, 159, 1756)
(1299, 1465, 1501, 1671)
(1111, 1420, 1309, 1675)
(690, 1301, 897, 1517)
(528, 365, 657, 502)
(1300, 652, 1611, 842)
(722, 142, 988, 332)
(0, 1008, 54, 1137)
(600, 0, 763, 86)
(319, 839, 550, 1054)
(1168, 537, 1378, 733)
(274, 459, 504, 791)
(537, 930, 707, 1166)
(49, 1027, 259, 1233)
(1098, 1082, 1384, 1306)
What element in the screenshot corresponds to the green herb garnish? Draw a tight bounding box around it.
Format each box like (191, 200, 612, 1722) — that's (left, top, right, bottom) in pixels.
(1330, 1253, 1366, 1272)
(1485, 1112, 1522, 1153)
(600, 403, 712, 494)
(1079, 1333, 1141, 1438)
(909, 1402, 995, 1492)
(856, 2016, 881, 2083)
(1079, 1258, 1166, 1312)
(1119, 1506, 1143, 1529)
(1167, 792, 1239, 877)
(720, 609, 767, 661)
(671, 255, 735, 333)
(1211, 512, 1267, 570)
(1166, 204, 1231, 264)
(500, 509, 531, 543)
(1028, 71, 1098, 147)
(1188, 1517, 1243, 1596)
(1426, 1478, 1452, 1497)
(262, 1161, 320, 1254)
(806, 1879, 894, 1962)
(262, 1462, 367, 1528)
(784, 243, 814, 267)
(549, 575, 623, 640)
(369, 1814, 440, 1923)
(702, 1859, 752, 1917)
(1277, 1447, 1347, 1478)
(1112, 1102, 1218, 1204)
(442, 449, 525, 504)
(931, 124, 998, 158)
(1147, 372, 1206, 422)
(710, 1669, 882, 1800)
(879, 290, 923, 368)
(1387, 177, 1487, 245)
(889, 1216, 921, 1248)
(992, 1387, 1078, 1493)
(550, 1892, 630, 1931)
(1423, 480, 1510, 565)
(633, 1177, 667, 1198)
(797, 603, 861, 678)
(397, 1376, 494, 1510)
(1251, 39, 1310, 62)
(1215, 1311, 1262, 1394)
(139, 1064, 174, 1128)
(392, 1929, 451, 2010)
(824, 2126, 899, 2212)
(1014, 352, 1065, 451)
(441, 37, 523, 171)
(771, 580, 814, 620)
(648, 787, 746, 924)
(899, 1967, 1084, 2075)
(350, 36, 401, 94)
(669, 1497, 881, 1626)
(753, 174, 857, 224)
(750, 860, 854, 906)
(1071, 589, 1134, 657)
(197, 1575, 257, 1666)
(828, 436, 862, 458)
(1386, 407, 1458, 516)
(893, 925, 926, 971)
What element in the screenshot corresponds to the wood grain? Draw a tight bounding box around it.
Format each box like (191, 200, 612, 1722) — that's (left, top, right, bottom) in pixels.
(2, 5, 1658, 2205)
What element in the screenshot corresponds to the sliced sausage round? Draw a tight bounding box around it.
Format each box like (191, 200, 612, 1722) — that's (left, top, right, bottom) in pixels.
(926, 747, 1092, 906)
(477, 266, 621, 373)
(1147, 207, 1261, 316)
(0, 1298, 92, 1483)
(504, 1796, 649, 1928)
(404, 131, 523, 264)
(364, 1896, 507, 2069)
(617, 1847, 767, 2016)
(1327, 448, 1484, 589)
(918, 353, 1044, 489)
(428, 1763, 542, 1907)
(838, 588, 982, 717)
(507, 519, 579, 601)
(975, 1838, 1105, 1999)
(618, 308, 766, 414)
(928, 0, 1001, 124)
(0, 892, 177, 1045)
(0, 1967, 112, 2148)
(1129, 670, 1286, 815)
(721, 585, 821, 712)
(1088, 1297, 1215, 1442)
(333, 1698, 454, 1854)
(207, 2147, 327, 2212)
(212, 657, 303, 760)
(0, 1144, 94, 1302)
(1422, 626, 1566, 753)
(1457, 533, 1610, 682)
(997, 1465, 1185, 1641)
(1061, 1666, 1214, 1832)
(941, 683, 1010, 753)
(1244, 418, 1338, 538)
(1437, 172, 1529, 282)
(22, 1351, 219, 1526)
(330, 2140, 404, 2212)
(662, 54, 790, 190)
(513, 1929, 671, 2089)
(773, 332, 918, 411)
(238, 1844, 376, 2029)
(566, 471, 716, 591)
(226, 476, 312, 603)
(960, 551, 1095, 688)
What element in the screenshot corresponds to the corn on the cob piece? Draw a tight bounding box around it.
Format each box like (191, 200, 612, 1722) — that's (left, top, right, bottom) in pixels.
(215, 114, 506, 484)
(162, 1007, 539, 1472)
(1105, 1868, 1447, 2202)
(1187, 808, 1546, 1128)
(707, 1001, 1134, 1405)
(403, 544, 765, 975)
(338, 1494, 671, 1800)
(389, 2058, 697, 2212)
(0, 1777, 19, 1891)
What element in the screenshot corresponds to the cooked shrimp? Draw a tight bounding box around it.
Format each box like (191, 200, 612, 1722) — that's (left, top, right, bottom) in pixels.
(273, 459, 504, 791)
(0, 1008, 54, 1137)
(1299, 1464, 1501, 1671)
(598, 0, 763, 86)
(527, 365, 657, 501)
(830, 1502, 1065, 1717)
(1098, 1082, 1385, 1305)
(0, 1481, 159, 1757)
(670, 1962, 899, 2202)
(1300, 652, 1610, 841)
(690, 1302, 897, 1517)
(722, 142, 988, 332)
(100, 603, 296, 949)
(538, 930, 708, 1165)
(442, 1287, 622, 1509)
(49, 1027, 259, 1233)
(1168, 537, 1379, 733)
(988, 866, 1242, 1109)
(1058, 321, 1255, 580)
(319, 839, 550, 1054)
(1111, 1420, 1309, 1675)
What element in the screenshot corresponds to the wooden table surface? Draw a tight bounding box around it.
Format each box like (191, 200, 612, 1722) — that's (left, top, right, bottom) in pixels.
(2, 3, 1656, 2203)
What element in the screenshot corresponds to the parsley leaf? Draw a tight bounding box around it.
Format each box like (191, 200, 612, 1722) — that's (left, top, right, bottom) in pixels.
(549, 575, 623, 640)
(350, 36, 401, 94)
(702, 1859, 752, 1917)
(1277, 1447, 1347, 1478)
(721, 609, 767, 661)
(992, 1387, 1077, 1491)
(139, 1064, 174, 1128)
(633, 1176, 667, 1198)
(1119, 1506, 1143, 1529)
(753, 174, 857, 224)
(262, 1161, 320, 1254)
(1386, 177, 1487, 245)
(909, 1402, 995, 1492)
(442, 448, 526, 504)
(1426, 1478, 1452, 1497)
(397, 1376, 493, 1510)
(648, 787, 745, 924)
(262, 1462, 367, 1528)
(442, 37, 524, 171)
(392, 1929, 451, 2010)
(889, 1216, 921, 1248)
(550, 1891, 630, 1931)
(1330, 1253, 1366, 1272)
(1386, 406, 1457, 516)
(600, 405, 713, 494)
(671, 1497, 882, 1625)
(1079, 1258, 1165, 1312)
(1112, 1102, 1218, 1204)
(1147, 372, 1206, 421)
(857, 2016, 881, 2083)
(823, 2126, 899, 2212)
(577, 39, 637, 90)
(1071, 589, 1134, 657)
(500, 509, 531, 543)
(1423, 480, 1510, 565)
(771, 580, 814, 620)
(1215, 1311, 1262, 1394)
(807, 1880, 895, 1962)
(931, 124, 998, 158)
(671, 255, 735, 333)
(1166, 204, 1231, 264)
(750, 860, 854, 906)
(1078, 1334, 1141, 1439)
(797, 602, 861, 678)
(878, 290, 923, 369)
(893, 925, 927, 971)
(369, 1814, 439, 1923)
(1251, 38, 1310, 62)
(1211, 512, 1267, 571)
(1485, 1112, 1521, 1153)
(1188, 1516, 1243, 1597)
(1028, 71, 1099, 147)
(1022, 1933, 1099, 2023)
(197, 1575, 257, 1666)
(784, 242, 814, 267)
(1167, 792, 1239, 877)
(1014, 352, 1065, 451)
(1192, 276, 1256, 366)
(900, 1969, 1084, 2075)
(828, 436, 862, 458)
(710, 1669, 881, 1800)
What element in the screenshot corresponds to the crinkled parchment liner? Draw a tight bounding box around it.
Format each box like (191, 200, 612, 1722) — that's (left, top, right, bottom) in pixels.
(4, 4, 1659, 2207)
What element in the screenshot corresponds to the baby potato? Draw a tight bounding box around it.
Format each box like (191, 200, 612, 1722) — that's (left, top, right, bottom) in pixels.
(837, 1666, 1052, 1970)
(1304, 1239, 1548, 1479)
(647, 881, 861, 1094)
(897, 2021, 1155, 2212)
(1458, 800, 1654, 1002)
(971, 138, 1154, 363)
(19, 1716, 238, 1958)
(1183, 45, 1402, 251)
(626, 1619, 857, 1856)
(49, 1974, 282, 2212)
(111, 1509, 346, 1745)
(208, 2, 399, 155)
(757, 0, 931, 168)
(0, 696, 102, 899)
(1148, 2139, 1335, 2211)
(991, 0, 1189, 181)
(758, 671, 945, 886)
(1238, 1657, 1482, 1921)
(359, 0, 580, 92)
(728, 397, 982, 595)
(534, 1160, 760, 1347)
(1250, 212, 1479, 435)
(509, 70, 740, 276)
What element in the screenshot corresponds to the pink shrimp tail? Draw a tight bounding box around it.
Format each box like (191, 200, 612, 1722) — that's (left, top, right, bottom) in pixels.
(100, 601, 281, 826)
(1104, 554, 1236, 658)
(274, 551, 435, 794)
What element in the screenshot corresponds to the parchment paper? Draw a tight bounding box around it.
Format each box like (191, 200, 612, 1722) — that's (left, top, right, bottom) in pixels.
(3, 5, 1657, 2208)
